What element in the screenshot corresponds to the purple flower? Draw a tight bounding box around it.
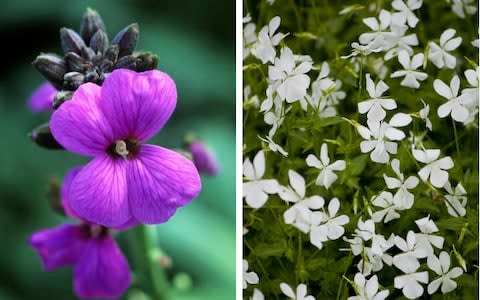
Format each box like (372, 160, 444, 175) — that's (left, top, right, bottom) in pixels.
(30, 168, 131, 299)
(28, 82, 56, 112)
(29, 224, 131, 299)
(50, 69, 201, 227)
(188, 140, 219, 175)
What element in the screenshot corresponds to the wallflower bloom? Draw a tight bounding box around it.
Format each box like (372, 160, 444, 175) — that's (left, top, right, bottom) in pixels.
(383, 159, 419, 209)
(50, 69, 201, 227)
(188, 140, 219, 175)
(348, 273, 389, 300)
(390, 51, 427, 89)
(28, 82, 56, 112)
(29, 168, 131, 299)
(392, 0, 422, 28)
(412, 148, 453, 188)
(268, 47, 312, 103)
(428, 29, 462, 69)
(251, 16, 287, 64)
(279, 170, 324, 233)
(309, 198, 349, 249)
(434, 75, 470, 122)
(306, 143, 346, 189)
(243, 150, 279, 208)
(358, 74, 397, 123)
(280, 283, 315, 300)
(394, 259, 429, 299)
(414, 216, 444, 256)
(443, 182, 467, 217)
(427, 252, 463, 294)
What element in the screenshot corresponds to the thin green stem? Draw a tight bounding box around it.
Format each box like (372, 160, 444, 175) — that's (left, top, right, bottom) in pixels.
(127, 225, 170, 299)
(452, 117, 460, 155)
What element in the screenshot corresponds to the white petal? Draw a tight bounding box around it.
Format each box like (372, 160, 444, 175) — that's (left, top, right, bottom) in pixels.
(320, 143, 330, 165)
(306, 154, 322, 169)
(253, 151, 266, 178)
(440, 29, 456, 46)
(330, 160, 346, 171)
(328, 198, 340, 216)
(288, 170, 305, 198)
(443, 36, 462, 51)
(398, 50, 411, 69)
(434, 79, 453, 99)
(365, 74, 376, 98)
(268, 16, 281, 35)
(280, 283, 295, 298)
(429, 168, 449, 188)
(427, 278, 442, 294)
(389, 113, 412, 127)
(243, 158, 255, 180)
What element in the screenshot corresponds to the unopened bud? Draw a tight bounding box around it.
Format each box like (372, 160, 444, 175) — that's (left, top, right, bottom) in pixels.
(112, 23, 139, 58)
(84, 69, 100, 83)
(52, 90, 73, 109)
(134, 52, 158, 72)
(65, 52, 86, 72)
(114, 55, 136, 70)
(32, 54, 67, 89)
(104, 44, 119, 62)
(63, 72, 85, 90)
(453, 245, 467, 272)
(60, 27, 87, 55)
(90, 30, 109, 54)
(80, 8, 106, 44)
(173, 272, 192, 291)
(30, 123, 64, 150)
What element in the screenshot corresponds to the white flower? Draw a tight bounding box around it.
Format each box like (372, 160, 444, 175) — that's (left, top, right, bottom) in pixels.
(360, 113, 411, 164)
(459, 68, 479, 125)
(427, 251, 463, 294)
(448, 0, 478, 18)
(244, 85, 259, 107)
(391, 51, 427, 88)
(258, 135, 288, 157)
(371, 191, 401, 223)
(412, 148, 454, 188)
(243, 16, 257, 60)
(393, 231, 428, 272)
(359, 10, 397, 49)
(243, 259, 259, 289)
(264, 93, 289, 137)
(419, 99, 432, 130)
(309, 198, 349, 249)
(357, 242, 394, 275)
(358, 74, 397, 122)
(280, 283, 315, 300)
(414, 216, 444, 256)
(279, 170, 324, 233)
(428, 29, 462, 69)
(306, 143, 346, 189)
(243, 151, 280, 208)
(251, 16, 287, 64)
(268, 47, 312, 103)
(394, 259, 429, 299)
(392, 0, 422, 28)
(434, 75, 471, 122)
(251, 288, 264, 300)
(355, 218, 376, 241)
(383, 25, 419, 60)
(348, 273, 390, 300)
(383, 159, 419, 209)
(443, 181, 467, 217)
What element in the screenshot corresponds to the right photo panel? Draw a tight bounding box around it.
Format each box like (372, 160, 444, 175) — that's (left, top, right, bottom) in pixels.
(243, 1, 479, 299)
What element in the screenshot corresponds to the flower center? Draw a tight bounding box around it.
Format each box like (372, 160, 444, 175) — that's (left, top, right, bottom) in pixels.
(107, 139, 139, 159)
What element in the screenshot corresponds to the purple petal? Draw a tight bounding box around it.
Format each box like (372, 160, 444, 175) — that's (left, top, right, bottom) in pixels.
(61, 167, 83, 220)
(28, 82, 56, 112)
(29, 224, 87, 271)
(50, 83, 114, 157)
(99, 69, 177, 142)
(73, 235, 131, 299)
(127, 144, 201, 224)
(69, 155, 131, 228)
(188, 141, 219, 175)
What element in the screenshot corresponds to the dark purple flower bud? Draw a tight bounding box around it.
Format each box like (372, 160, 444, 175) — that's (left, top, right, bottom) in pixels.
(29, 123, 64, 150)
(89, 30, 109, 54)
(28, 82, 56, 112)
(80, 8, 106, 44)
(60, 27, 87, 55)
(32, 54, 67, 89)
(114, 55, 136, 69)
(112, 23, 139, 58)
(65, 52, 86, 72)
(104, 44, 119, 62)
(188, 140, 220, 175)
(63, 72, 85, 90)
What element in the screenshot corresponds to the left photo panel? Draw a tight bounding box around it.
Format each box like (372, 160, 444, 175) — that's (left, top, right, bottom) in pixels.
(0, 1, 235, 299)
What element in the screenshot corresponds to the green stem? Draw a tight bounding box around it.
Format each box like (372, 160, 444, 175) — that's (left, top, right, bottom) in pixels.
(452, 117, 460, 156)
(127, 225, 170, 299)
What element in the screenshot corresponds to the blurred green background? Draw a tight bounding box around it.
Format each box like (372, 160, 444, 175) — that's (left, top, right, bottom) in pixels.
(0, 1, 235, 299)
